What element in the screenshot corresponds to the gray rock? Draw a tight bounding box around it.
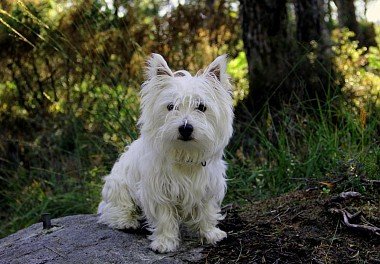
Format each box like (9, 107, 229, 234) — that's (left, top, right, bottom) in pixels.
(0, 214, 205, 264)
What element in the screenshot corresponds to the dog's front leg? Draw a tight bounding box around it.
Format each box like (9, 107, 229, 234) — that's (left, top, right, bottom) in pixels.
(145, 202, 180, 253)
(195, 201, 227, 245)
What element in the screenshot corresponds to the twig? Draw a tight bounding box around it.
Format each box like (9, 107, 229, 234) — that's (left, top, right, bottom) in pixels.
(234, 239, 243, 263)
(361, 178, 380, 187)
(290, 210, 304, 221)
(338, 191, 362, 199)
(270, 207, 290, 222)
(329, 208, 380, 236)
(330, 191, 362, 203)
(221, 203, 237, 213)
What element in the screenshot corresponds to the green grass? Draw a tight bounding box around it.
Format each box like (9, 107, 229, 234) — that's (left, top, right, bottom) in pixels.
(0, 124, 109, 237)
(225, 97, 380, 203)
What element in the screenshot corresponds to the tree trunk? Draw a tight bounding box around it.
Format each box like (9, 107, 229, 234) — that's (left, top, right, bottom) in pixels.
(294, 0, 332, 103)
(238, 0, 334, 123)
(238, 0, 289, 118)
(333, 0, 359, 37)
(295, 0, 322, 43)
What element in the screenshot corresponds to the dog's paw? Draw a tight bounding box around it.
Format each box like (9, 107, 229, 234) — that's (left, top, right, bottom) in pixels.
(202, 227, 227, 245)
(98, 214, 140, 230)
(150, 236, 179, 253)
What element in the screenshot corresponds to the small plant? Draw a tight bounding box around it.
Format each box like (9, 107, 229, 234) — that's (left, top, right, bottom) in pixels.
(321, 187, 331, 195)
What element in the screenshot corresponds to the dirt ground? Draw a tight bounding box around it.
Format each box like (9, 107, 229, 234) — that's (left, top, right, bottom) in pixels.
(201, 178, 380, 263)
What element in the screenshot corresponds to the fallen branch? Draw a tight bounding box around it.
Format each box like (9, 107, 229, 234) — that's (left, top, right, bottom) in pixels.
(338, 191, 362, 199)
(329, 191, 362, 204)
(329, 208, 380, 236)
(361, 178, 380, 187)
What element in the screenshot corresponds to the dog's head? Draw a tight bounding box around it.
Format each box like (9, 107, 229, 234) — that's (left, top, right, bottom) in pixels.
(139, 54, 234, 165)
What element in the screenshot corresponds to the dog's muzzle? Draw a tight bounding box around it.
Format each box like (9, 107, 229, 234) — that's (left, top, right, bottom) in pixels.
(178, 121, 193, 141)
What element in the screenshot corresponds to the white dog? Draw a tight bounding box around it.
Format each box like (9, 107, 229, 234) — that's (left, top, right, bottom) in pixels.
(98, 53, 234, 253)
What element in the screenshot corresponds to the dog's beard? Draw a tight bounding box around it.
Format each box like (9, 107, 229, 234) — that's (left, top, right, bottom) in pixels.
(171, 148, 208, 165)
(152, 137, 212, 165)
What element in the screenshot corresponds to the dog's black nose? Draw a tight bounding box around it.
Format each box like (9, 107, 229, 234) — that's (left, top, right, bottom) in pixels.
(178, 123, 193, 141)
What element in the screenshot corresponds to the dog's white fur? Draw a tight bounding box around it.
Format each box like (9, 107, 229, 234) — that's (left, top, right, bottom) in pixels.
(98, 54, 234, 253)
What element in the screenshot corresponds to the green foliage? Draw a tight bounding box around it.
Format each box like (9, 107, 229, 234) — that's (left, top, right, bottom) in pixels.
(0, 164, 104, 235)
(227, 50, 249, 104)
(332, 28, 380, 107)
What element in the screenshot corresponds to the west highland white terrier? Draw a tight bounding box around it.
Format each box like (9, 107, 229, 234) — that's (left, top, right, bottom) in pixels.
(98, 53, 234, 253)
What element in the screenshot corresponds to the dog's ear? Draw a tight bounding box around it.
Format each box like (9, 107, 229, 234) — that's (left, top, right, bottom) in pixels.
(203, 54, 228, 82)
(146, 53, 173, 79)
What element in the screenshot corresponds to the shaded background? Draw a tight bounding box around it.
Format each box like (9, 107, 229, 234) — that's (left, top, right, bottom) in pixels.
(0, 0, 379, 238)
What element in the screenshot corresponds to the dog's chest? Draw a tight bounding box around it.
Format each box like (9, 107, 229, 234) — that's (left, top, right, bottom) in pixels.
(165, 166, 208, 203)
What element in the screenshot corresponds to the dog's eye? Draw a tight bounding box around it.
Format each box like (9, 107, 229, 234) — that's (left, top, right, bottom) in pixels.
(196, 103, 207, 112)
(167, 103, 174, 111)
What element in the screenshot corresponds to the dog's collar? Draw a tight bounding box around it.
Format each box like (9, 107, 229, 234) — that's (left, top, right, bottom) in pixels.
(173, 160, 207, 167)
